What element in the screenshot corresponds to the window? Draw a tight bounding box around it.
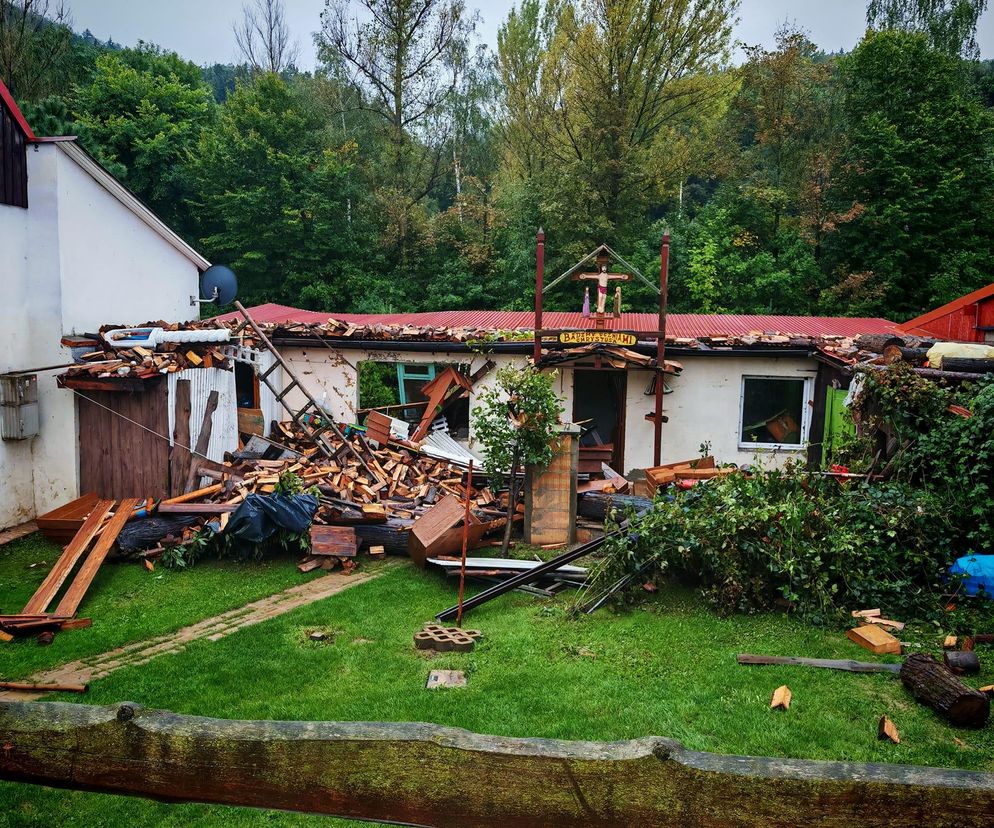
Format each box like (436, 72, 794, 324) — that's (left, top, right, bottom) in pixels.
(739, 376, 811, 448)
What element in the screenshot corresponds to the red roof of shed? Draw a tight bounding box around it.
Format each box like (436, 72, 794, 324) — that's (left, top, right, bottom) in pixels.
(902, 282, 994, 342)
(224, 303, 900, 340)
(0, 78, 36, 142)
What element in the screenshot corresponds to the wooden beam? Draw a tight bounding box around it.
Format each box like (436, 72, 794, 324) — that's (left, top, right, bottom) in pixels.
(3, 701, 994, 826)
(22, 501, 115, 615)
(184, 390, 219, 493)
(168, 380, 192, 498)
(54, 499, 140, 617)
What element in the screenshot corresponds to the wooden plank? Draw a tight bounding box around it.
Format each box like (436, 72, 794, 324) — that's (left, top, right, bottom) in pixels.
(0, 681, 87, 694)
(846, 625, 902, 656)
(169, 380, 193, 498)
(736, 654, 902, 674)
(54, 499, 140, 617)
(310, 525, 357, 557)
(22, 501, 115, 614)
(408, 495, 466, 567)
(237, 407, 265, 437)
(185, 390, 220, 493)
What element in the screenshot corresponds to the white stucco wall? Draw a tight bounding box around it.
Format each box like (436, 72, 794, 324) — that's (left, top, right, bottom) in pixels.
(0, 142, 202, 529)
(277, 344, 818, 474)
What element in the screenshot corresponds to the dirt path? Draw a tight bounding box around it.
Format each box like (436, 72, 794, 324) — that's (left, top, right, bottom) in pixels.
(0, 568, 382, 701)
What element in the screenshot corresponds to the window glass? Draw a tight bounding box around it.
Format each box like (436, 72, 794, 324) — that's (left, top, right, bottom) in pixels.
(740, 377, 805, 445)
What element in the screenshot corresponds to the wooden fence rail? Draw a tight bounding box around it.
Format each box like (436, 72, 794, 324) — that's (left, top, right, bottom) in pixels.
(2, 701, 994, 827)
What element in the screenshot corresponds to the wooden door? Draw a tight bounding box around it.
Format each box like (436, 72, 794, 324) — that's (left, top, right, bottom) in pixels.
(77, 381, 171, 499)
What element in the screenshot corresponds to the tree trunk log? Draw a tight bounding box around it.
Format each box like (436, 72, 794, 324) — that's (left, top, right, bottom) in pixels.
(855, 334, 906, 354)
(354, 520, 411, 555)
(944, 651, 981, 675)
(116, 516, 200, 554)
(900, 653, 989, 727)
(577, 492, 654, 522)
(940, 358, 994, 374)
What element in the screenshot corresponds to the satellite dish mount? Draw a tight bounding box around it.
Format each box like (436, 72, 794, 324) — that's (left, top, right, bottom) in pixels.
(192, 265, 238, 307)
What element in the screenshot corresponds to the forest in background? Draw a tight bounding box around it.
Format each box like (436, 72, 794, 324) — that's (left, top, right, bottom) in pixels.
(2, 0, 993, 321)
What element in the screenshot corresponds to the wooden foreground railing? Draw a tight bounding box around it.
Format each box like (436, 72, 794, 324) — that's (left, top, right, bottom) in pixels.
(2, 701, 994, 827)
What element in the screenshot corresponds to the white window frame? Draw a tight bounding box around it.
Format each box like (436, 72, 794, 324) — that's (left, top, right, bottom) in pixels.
(738, 374, 814, 452)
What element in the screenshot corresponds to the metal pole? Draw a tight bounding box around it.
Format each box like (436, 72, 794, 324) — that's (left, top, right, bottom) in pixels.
(456, 460, 474, 626)
(534, 229, 545, 364)
(653, 232, 670, 466)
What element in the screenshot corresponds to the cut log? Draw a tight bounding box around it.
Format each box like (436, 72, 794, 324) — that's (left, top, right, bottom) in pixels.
(855, 334, 905, 354)
(846, 624, 902, 655)
(943, 651, 981, 675)
(0, 681, 87, 693)
(576, 492, 653, 522)
(878, 716, 900, 744)
(899, 653, 989, 728)
(770, 685, 792, 710)
(116, 515, 200, 554)
(354, 521, 410, 555)
(941, 357, 994, 374)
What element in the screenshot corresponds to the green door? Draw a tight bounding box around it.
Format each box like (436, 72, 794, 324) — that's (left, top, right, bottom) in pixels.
(822, 386, 854, 466)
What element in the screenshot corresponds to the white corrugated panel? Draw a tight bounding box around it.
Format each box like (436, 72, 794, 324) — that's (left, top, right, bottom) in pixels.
(167, 368, 239, 479)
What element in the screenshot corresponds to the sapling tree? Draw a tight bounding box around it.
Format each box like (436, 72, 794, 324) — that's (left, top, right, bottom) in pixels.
(472, 364, 564, 557)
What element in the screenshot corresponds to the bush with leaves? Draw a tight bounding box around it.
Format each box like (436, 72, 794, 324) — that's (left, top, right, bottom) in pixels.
(472, 364, 564, 556)
(598, 463, 988, 626)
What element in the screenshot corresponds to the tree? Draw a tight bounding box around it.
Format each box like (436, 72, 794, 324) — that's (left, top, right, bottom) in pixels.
(318, 0, 470, 199)
(234, 0, 299, 75)
(824, 30, 994, 316)
(0, 0, 73, 100)
(186, 73, 355, 304)
(472, 365, 564, 557)
(867, 0, 989, 57)
(72, 43, 215, 234)
(496, 0, 737, 260)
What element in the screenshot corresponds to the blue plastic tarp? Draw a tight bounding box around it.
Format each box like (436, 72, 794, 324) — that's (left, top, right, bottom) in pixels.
(949, 555, 994, 598)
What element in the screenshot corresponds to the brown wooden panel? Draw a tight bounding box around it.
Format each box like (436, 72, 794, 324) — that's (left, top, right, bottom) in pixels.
(0, 101, 28, 208)
(77, 382, 170, 500)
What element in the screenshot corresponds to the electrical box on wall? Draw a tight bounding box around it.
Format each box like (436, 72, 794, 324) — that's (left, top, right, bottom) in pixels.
(0, 374, 40, 440)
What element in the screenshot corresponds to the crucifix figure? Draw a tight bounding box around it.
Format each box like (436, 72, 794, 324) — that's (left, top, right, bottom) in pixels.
(577, 264, 630, 315)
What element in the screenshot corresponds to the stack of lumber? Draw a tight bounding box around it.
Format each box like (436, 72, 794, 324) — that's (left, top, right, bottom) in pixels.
(538, 343, 683, 374)
(643, 456, 739, 492)
(60, 323, 232, 383)
(0, 498, 138, 640)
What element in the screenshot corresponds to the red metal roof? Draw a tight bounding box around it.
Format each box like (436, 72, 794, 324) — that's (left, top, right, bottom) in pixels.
(901, 282, 994, 342)
(221, 303, 900, 339)
(0, 78, 36, 142)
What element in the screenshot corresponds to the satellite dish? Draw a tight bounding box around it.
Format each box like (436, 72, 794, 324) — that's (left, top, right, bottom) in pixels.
(200, 265, 238, 305)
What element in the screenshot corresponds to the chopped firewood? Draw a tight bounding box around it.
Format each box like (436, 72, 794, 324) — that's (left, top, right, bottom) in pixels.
(944, 650, 981, 675)
(0, 630, 13, 643)
(368, 545, 386, 560)
(770, 685, 792, 710)
(878, 715, 900, 744)
(185, 350, 203, 367)
(858, 616, 905, 632)
(851, 608, 882, 618)
(846, 624, 901, 655)
(297, 558, 322, 573)
(943, 635, 958, 650)
(979, 685, 994, 697)
(143, 559, 155, 572)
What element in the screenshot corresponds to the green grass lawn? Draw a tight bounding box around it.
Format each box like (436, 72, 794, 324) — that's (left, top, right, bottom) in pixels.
(2, 545, 993, 826)
(0, 533, 321, 681)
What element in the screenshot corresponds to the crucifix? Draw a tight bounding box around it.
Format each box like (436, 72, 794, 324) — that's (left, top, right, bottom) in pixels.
(575, 262, 630, 317)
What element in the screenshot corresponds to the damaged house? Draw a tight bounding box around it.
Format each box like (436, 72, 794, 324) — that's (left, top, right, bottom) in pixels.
(0, 80, 211, 529)
(215, 304, 903, 474)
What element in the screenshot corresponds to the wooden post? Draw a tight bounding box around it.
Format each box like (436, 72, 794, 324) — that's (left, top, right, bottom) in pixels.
(654, 232, 670, 466)
(534, 228, 545, 365)
(169, 379, 192, 498)
(457, 460, 473, 626)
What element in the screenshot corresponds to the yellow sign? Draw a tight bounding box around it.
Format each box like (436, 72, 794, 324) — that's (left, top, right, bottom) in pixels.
(557, 330, 638, 347)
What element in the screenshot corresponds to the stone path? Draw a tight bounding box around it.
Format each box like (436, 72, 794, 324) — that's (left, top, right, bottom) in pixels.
(0, 568, 381, 701)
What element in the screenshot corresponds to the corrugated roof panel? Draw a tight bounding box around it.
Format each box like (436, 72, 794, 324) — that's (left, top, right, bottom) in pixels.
(218, 303, 900, 339)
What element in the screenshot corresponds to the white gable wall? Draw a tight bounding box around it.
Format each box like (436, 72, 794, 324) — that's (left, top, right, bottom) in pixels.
(0, 142, 202, 529)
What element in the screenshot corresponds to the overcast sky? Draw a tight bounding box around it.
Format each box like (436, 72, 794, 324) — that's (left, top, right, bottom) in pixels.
(67, 0, 994, 69)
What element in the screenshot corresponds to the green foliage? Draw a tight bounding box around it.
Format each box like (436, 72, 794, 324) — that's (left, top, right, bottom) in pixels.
(848, 365, 994, 545)
(186, 73, 355, 304)
(867, 0, 989, 57)
(358, 362, 399, 409)
(72, 43, 215, 234)
(824, 30, 994, 317)
(602, 466, 980, 625)
(471, 365, 564, 486)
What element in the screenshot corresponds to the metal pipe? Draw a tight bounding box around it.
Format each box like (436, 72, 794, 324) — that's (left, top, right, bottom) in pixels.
(654, 232, 670, 466)
(534, 228, 545, 364)
(457, 459, 474, 626)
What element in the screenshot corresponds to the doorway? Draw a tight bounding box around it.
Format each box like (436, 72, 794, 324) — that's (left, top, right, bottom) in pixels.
(573, 369, 627, 473)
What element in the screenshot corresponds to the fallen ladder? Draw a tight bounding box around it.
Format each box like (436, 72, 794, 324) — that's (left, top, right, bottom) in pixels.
(230, 301, 378, 482)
